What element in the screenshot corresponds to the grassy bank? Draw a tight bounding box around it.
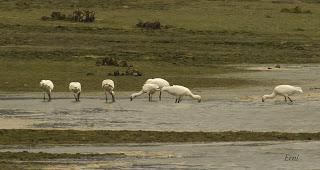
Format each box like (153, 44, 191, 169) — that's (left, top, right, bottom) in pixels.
(0, 129, 319, 145)
(1, 0, 320, 92)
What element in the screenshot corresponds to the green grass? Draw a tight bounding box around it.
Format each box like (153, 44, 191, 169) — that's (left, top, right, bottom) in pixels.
(0, 129, 319, 145)
(0, 0, 320, 91)
(0, 57, 258, 92)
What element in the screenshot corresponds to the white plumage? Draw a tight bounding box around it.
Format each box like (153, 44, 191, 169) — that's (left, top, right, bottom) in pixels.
(40, 80, 54, 101)
(161, 85, 201, 103)
(145, 78, 170, 100)
(130, 83, 160, 102)
(102, 79, 115, 102)
(262, 85, 303, 102)
(69, 82, 81, 101)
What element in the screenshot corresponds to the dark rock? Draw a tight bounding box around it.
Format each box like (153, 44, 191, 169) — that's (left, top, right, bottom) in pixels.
(41, 16, 50, 21)
(113, 70, 120, 76)
(136, 20, 161, 29)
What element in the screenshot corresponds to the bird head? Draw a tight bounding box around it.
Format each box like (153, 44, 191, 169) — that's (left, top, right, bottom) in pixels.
(194, 95, 201, 103)
(262, 95, 266, 102)
(198, 98, 201, 103)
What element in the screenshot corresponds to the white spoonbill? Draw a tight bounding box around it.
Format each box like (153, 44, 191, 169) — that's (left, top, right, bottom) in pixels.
(262, 85, 303, 102)
(40, 80, 54, 101)
(145, 78, 170, 101)
(161, 85, 201, 103)
(102, 79, 115, 102)
(130, 83, 160, 102)
(69, 82, 81, 101)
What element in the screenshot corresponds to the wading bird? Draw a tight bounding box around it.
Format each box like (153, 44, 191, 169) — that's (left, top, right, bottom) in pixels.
(40, 80, 54, 101)
(102, 79, 115, 102)
(130, 83, 160, 102)
(69, 82, 81, 101)
(145, 78, 170, 101)
(262, 85, 303, 102)
(162, 85, 201, 103)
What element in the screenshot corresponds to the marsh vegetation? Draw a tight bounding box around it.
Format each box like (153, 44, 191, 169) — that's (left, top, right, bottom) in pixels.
(0, 0, 319, 92)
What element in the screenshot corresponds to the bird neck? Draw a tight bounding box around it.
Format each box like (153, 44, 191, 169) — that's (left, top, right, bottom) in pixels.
(264, 91, 276, 99)
(131, 90, 144, 98)
(189, 92, 201, 100)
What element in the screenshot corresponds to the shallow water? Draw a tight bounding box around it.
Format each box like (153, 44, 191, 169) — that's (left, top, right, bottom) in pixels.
(0, 95, 319, 132)
(1, 141, 319, 169)
(0, 64, 320, 132)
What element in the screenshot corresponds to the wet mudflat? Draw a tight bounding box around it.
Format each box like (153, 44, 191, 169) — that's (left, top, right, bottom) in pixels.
(1, 141, 319, 169)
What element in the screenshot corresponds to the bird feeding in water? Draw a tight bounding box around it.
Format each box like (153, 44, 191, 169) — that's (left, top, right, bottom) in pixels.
(161, 85, 201, 103)
(40, 80, 54, 101)
(262, 85, 303, 102)
(69, 82, 81, 101)
(102, 79, 115, 102)
(130, 83, 160, 102)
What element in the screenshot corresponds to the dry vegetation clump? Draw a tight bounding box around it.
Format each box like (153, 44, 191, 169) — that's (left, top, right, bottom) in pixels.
(41, 9, 95, 22)
(72, 9, 95, 22)
(96, 57, 131, 67)
(96, 57, 142, 76)
(280, 6, 311, 14)
(109, 67, 143, 77)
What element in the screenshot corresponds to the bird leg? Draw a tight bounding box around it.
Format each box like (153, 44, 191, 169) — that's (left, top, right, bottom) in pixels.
(105, 91, 108, 102)
(159, 91, 162, 101)
(288, 96, 293, 102)
(178, 97, 181, 103)
(48, 93, 51, 102)
(175, 98, 178, 103)
(77, 92, 81, 101)
(148, 93, 151, 102)
(73, 94, 77, 101)
(43, 92, 46, 101)
(110, 91, 115, 102)
(284, 96, 287, 102)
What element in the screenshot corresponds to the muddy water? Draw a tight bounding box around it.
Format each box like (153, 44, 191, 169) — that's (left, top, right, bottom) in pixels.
(1, 64, 320, 132)
(1, 141, 319, 169)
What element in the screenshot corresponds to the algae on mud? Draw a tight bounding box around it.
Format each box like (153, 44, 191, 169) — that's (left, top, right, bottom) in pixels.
(0, 151, 126, 161)
(0, 129, 319, 145)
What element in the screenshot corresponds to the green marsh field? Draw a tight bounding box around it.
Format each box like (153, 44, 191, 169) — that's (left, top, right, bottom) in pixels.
(1, 0, 320, 91)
